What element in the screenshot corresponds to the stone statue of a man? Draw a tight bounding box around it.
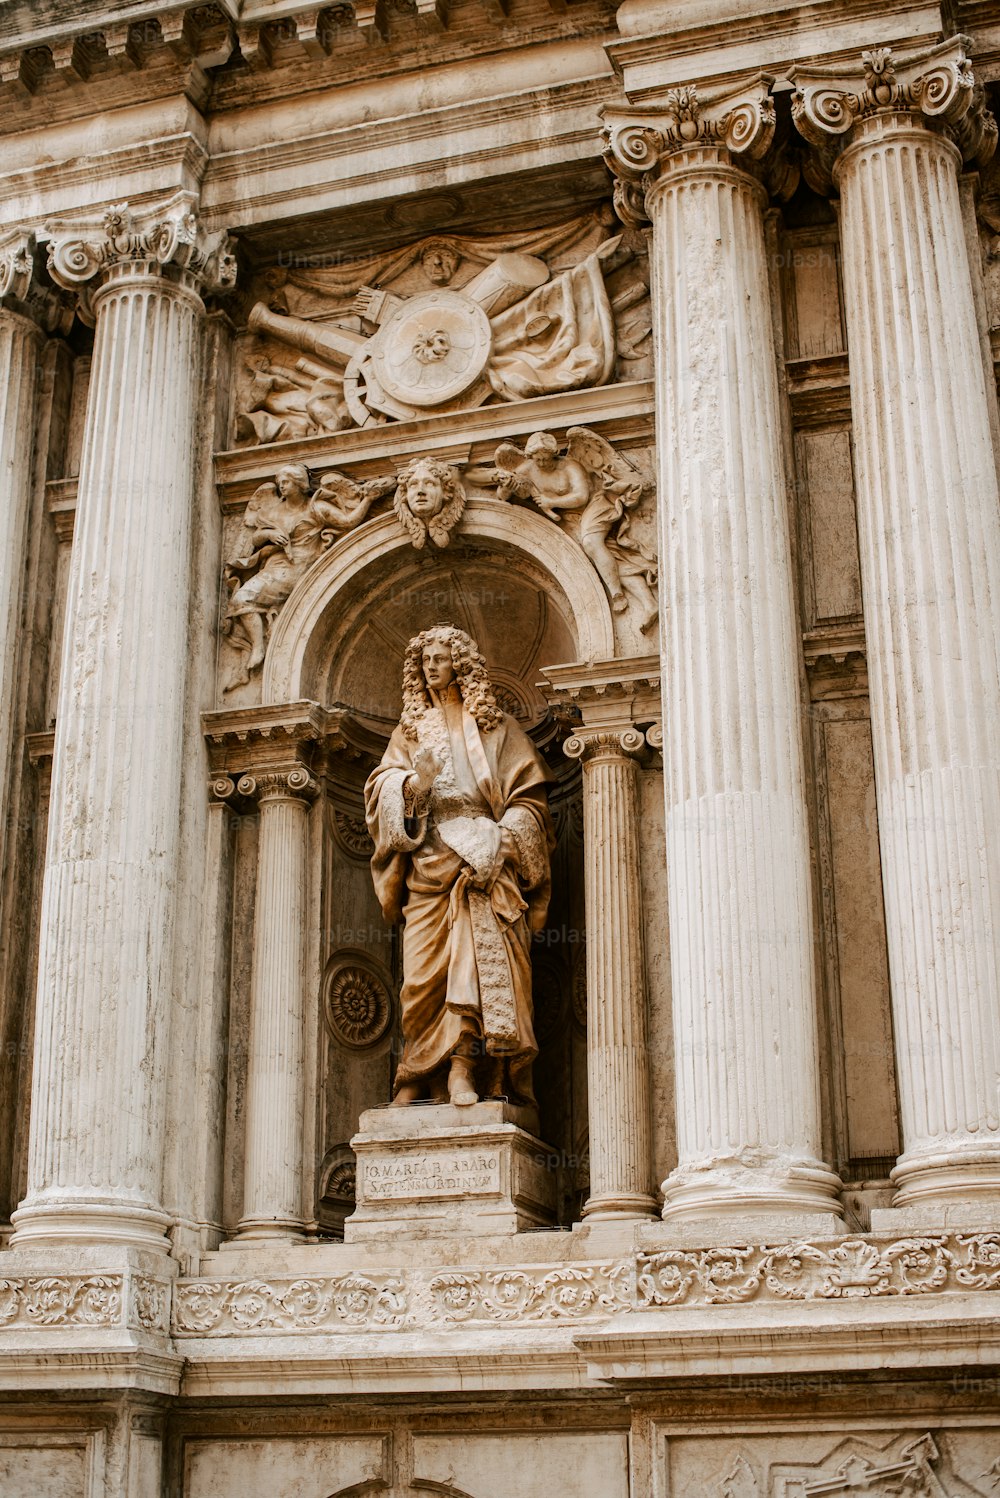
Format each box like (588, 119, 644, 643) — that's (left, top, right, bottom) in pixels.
(365, 626, 554, 1108)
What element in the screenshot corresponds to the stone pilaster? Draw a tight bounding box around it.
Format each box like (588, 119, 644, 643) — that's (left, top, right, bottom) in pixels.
(604, 82, 841, 1225)
(10, 199, 235, 1251)
(792, 40, 1000, 1216)
(564, 726, 656, 1220)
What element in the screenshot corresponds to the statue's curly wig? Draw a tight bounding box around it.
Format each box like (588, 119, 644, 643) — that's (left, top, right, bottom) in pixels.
(393, 456, 466, 550)
(399, 625, 503, 740)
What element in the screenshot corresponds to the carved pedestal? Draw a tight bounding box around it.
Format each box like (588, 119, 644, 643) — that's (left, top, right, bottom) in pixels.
(346, 1103, 556, 1240)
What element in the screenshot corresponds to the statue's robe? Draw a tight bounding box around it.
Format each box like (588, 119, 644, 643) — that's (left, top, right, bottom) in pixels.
(365, 689, 553, 1102)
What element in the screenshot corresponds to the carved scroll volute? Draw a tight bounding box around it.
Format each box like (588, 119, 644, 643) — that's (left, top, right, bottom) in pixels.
(790, 36, 998, 172)
(602, 75, 778, 226)
(39, 195, 238, 301)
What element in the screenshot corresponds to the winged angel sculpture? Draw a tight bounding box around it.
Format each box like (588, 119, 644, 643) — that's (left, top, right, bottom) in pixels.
(493, 427, 658, 633)
(222, 463, 395, 689)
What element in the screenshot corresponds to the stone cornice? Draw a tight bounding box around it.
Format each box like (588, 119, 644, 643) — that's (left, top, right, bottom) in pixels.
(790, 35, 999, 189)
(605, 2, 942, 103)
(537, 655, 660, 736)
(202, 700, 350, 806)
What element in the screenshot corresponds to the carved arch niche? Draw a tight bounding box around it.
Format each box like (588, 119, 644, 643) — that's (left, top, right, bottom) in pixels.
(296, 515, 598, 1232)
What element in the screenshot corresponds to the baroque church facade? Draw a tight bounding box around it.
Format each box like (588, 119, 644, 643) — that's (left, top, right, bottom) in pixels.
(0, 0, 999, 1492)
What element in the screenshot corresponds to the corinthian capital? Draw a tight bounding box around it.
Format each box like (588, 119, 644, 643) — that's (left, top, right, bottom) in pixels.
(39, 193, 237, 297)
(790, 35, 997, 171)
(602, 75, 777, 226)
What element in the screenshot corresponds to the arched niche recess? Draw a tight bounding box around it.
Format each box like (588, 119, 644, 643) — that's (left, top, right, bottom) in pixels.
(270, 500, 607, 1230)
(262, 500, 615, 711)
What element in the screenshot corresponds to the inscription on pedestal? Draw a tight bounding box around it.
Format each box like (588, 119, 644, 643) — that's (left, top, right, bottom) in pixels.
(363, 1150, 501, 1201)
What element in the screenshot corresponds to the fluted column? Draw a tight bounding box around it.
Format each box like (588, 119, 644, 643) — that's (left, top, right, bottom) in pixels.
(10, 200, 235, 1250)
(234, 767, 316, 1241)
(605, 82, 841, 1223)
(793, 41, 1000, 1213)
(0, 245, 42, 845)
(565, 726, 656, 1219)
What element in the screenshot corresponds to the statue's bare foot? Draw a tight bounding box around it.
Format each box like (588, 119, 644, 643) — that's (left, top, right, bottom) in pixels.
(391, 1082, 423, 1106)
(223, 666, 250, 693)
(640, 607, 659, 634)
(610, 590, 628, 615)
(448, 1056, 478, 1107)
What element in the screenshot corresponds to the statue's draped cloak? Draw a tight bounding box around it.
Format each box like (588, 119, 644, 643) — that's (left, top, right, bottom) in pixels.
(365, 694, 553, 1099)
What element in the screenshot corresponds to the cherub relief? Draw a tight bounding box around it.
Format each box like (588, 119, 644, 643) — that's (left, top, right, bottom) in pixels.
(223, 461, 394, 689)
(493, 427, 658, 632)
(392, 456, 467, 550)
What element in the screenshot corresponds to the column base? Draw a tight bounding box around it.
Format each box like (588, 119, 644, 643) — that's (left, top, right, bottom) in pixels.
(583, 1191, 659, 1222)
(227, 1218, 309, 1246)
(660, 1154, 843, 1225)
(9, 1193, 172, 1253)
(882, 1143, 1000, 1221)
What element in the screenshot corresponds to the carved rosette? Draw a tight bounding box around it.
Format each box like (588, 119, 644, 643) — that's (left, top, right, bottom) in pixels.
(39, 195, 237, 310)
(790, 37, 998, 186)
(324, 959, 393, 1049)
(602, 76, 778, 226)
(330, 805, 375, 860)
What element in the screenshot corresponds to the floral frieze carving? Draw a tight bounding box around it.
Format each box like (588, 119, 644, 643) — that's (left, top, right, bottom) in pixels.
(427, 1263, 633, 1324)
(636, 1233, 1000, 1307)
(173, 1274, 407, 1333)
(0, 1274, 123, 1327)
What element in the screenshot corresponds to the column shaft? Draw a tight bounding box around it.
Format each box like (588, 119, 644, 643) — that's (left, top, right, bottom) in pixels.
(12, 269, 204, 1249)
(237, 781, 310, 1240)
(0, 308, 42, 1232)
(573, 733, 656, 1219)
(648, 149, 839, 1219)
(836, 116, 1000, 1205)
(0, 309, 42, 826)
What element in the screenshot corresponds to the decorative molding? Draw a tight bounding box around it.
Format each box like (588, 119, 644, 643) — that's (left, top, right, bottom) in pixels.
(173, 1273, 408, 1333)
(636, 1232, 1000, 1308)
(0, 229, 74, 333)
(0, 1274, 122, 1328)
(425, 1263, 633, 1323)
(537, 655, 660, 735)
(330, 805, 375, 860)
(0, 1269, 172, 1333)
